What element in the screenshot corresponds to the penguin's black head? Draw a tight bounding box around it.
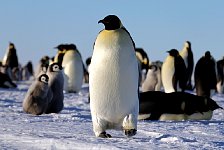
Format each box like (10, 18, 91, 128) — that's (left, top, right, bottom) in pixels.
(186, 41, 191, 48)
(9, 42, 15, 49)
(86, 57, 91, 66)
(205, 51, 211, 58)
(98, 15, 122, 30)
(49, 62, 62, 72)
(149, 65, 158, 71)
(167, 49, 179, 57)
(68, 44, 77, 50)
(55, 44, 65, 52)
(39, 74, 49, 84)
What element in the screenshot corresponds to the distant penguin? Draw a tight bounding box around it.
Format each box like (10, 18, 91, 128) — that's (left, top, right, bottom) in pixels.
(2, 42, 19, 70)
(90, 15, 139, 138)
(216, 57, 224, 94)
(0, 72, 17, 88)
(61, 44, 84, 93)
(179, 41, 194, 90)
(46, 62, 64, 113)
(23, 74, 53, 115)
(194, 51, 217, 97)
(83, 56, 91, 83)
(135, 48, 150, 72)
(22, 61, 34, 80)
(34, 56, 50, 78)
(141, 64, 162, 92)
(138, 91, 223, 121)
(161, 49, 187, 93)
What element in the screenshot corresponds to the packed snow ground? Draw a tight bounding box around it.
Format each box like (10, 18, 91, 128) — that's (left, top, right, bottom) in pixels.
(0, 81, 223, 150)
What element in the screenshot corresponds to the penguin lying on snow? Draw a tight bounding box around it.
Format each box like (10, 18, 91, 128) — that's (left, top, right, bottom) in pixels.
(0, 72, 17, 88)
(138, 91, 223, 121)
(90, 15, 139, 138)
(23, 74, 53, 115)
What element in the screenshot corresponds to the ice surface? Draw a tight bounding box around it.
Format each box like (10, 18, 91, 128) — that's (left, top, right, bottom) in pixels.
(0, 81, 223, 150)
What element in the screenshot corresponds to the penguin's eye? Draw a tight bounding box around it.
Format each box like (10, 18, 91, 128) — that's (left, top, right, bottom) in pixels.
(41, 76, 47, 83)
(53, 65, 60, 71)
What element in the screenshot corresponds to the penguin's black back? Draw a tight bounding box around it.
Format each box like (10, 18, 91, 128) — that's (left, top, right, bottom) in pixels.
(194, 51, 217, 97)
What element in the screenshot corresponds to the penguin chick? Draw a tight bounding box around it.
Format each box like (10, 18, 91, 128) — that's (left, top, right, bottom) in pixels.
(46, 62, 64, 113)
(90, 15, 139, 138)
(23, 74, 53, 115)
(142, 64, 162, 92)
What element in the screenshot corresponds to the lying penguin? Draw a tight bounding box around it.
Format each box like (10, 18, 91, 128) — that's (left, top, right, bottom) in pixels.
(138, 91, 223, 121)
(0, 72, 17, 88)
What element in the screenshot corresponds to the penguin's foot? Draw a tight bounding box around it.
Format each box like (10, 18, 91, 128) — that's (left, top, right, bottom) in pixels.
(124, 129, 137, 137)
(98, 132, 112, 138)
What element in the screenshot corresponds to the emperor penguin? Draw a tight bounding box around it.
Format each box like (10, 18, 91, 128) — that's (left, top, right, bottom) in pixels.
(0, 72, 17, 88)
(194, 51, 217, 97)
(2, 42, 19, 70)
(141, 64, 162, 92)
(161, 49, 187, 93)
(61, 44, 84, 93)
(23, 74, 53, 115)
(46, 62, 64, 113)
(22, 61, 34, 80)
(179, 41, 194, 90)
(216, 57, 224, 94)
(138, 91, 223, 121)
(90, 15, 139, 138)
(54, 44, 67, 66)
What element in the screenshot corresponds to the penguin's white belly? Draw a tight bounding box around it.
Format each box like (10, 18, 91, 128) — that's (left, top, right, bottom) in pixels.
(90, 60, 138, 122)
(180, 50, 188, 68)
(217, 81, 224, 94)
(187, 111, 213, 120)
(62, 51, 84, 92)
(159, 114, 187, 121)
(161, 57, 175, 93)
(90, 29, 139, 123)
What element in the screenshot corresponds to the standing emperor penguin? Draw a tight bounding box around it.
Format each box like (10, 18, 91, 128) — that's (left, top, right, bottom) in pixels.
(141, 64, 162, 92)
(179, 41, 194, 90)
(62, 44, 84, 93)
(216, 57, 224, 94)
(23, 74, 53, 115)
(161, 49, 187, 93)
(90, 15, 139, 138)
(46, 62, 64, 113)
(194, 51, 217, 97)
(2, 42, 19, 70)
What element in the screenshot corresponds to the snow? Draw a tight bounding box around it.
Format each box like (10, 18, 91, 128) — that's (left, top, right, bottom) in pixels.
(0, 81, 223, 150)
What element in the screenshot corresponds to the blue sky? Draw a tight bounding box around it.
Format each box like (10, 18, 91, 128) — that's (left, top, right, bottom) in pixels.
(0, 1, 224, 67)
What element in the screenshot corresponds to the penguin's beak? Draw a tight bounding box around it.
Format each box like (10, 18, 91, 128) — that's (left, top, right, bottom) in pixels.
(98, 20, 104, 24)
